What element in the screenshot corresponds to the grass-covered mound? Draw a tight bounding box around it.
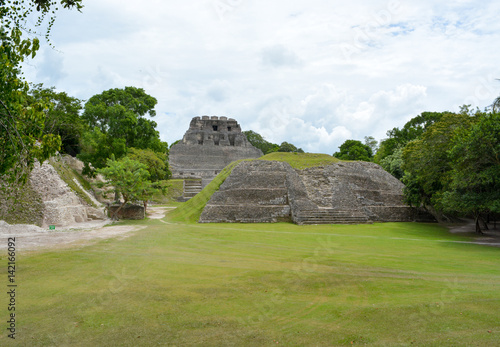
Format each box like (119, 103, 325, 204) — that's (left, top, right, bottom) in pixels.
(260, 152, 340, 169)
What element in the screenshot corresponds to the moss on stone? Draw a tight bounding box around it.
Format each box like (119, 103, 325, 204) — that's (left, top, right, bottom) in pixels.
(49, 157, 98, 208)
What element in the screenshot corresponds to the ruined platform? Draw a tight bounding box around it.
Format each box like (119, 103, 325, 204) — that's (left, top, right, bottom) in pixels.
(199, 160, 436, 224)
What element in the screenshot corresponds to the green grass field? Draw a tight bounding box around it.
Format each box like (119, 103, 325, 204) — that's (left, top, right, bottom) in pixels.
(3, 210, 500, 346)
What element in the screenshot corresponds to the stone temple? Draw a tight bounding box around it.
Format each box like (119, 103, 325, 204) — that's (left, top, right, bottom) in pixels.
(169, 116, 263, 197)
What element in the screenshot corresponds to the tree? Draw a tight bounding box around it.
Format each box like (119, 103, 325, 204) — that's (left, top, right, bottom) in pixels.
(333, 139, 373, 161)
(278, 141, 304, 153)
(442, 112, 500, 232)
(243, 130, 279, 154)
(364, 136, 378, 154)
(97, 157, 152, 219)
(126, 147, 171, 182)
(79, 87, 168, 175)
(0, 0, 81, 183)
(375, 112, 448, 164)
(401, 112, 473, 218)
(29, 84, 85, 156)
(379, 147, 404, 179)
(78, 128, 127, 176)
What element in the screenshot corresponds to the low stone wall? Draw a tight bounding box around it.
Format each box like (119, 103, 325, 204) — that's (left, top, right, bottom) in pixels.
(108, 204, 145, 220)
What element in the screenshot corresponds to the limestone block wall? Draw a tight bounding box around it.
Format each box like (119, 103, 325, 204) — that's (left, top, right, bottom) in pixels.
(199, 160, 436, 224)
(200, 161, 292, 223)
(108, 204, 145, 220)
(29, 161, 107, 227)
(170, 116, 263, 184)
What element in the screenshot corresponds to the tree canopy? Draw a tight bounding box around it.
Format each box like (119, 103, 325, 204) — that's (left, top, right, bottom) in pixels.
(243, 130, 303, 154)
(0, 0, 82, 184)
(78, 87, 168, 175)
(333, 139, 373, 161)
(28, 84, 85, 156)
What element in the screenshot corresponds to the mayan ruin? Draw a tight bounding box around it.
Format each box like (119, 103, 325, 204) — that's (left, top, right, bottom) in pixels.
(169, 116, 263, 197)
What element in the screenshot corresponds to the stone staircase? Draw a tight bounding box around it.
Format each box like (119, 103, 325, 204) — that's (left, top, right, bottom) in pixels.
(183, 179, 203, 201)
(294, 208, 371, 225)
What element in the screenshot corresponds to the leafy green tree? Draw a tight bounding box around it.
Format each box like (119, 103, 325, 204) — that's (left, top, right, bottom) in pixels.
(97, 157, 152, 219)
(79, 87, 167, 175)
(278, 141, 304, 153)
(243, 130, 279, 154)
(379, 147, 404, 179)
(333, 139, 373, 161)
(78, 128, 127, 176)
(126, 147, 171, 182)
(375, 112, 448, 164)
(442, 112, 500, 232)
(364, 136, 378, 154)
(401, 112, 473, 216)
(29, 84, 84, 156)
(0, 0, 81, 183)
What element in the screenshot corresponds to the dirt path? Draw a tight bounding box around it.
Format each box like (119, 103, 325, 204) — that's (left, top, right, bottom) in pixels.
(447, 219, 500, 247)
(0, 205, 173, 252)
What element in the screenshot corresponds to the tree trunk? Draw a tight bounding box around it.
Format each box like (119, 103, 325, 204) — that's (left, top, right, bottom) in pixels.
(474, 213, 483, 234)
(143, 200, 147, 214)
(114, 190, 120, 203)
(479, 215, 489, 230)
(111, 199, 128, 220)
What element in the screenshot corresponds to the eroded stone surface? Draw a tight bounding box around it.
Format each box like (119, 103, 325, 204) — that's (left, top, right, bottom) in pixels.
(200, 160, 436, 224)
(169, 116, 263, 185)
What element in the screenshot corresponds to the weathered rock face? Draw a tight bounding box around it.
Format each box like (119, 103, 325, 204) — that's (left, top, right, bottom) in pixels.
(29, 160, 107, 227)
(169, 116, 263, 187)
(200, 160, 436, 224)
(0, 158, 107, 227)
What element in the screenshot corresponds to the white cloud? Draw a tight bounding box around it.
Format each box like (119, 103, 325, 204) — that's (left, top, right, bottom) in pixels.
(23, 0, 500, 153)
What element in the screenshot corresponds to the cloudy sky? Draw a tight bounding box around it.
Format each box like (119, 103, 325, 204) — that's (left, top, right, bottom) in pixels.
(24, 0, 500, 154)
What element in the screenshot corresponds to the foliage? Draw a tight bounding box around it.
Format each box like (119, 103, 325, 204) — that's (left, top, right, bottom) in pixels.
(243, 130, 278, 154)
(375, 111, 448, 164)
(333, 139, 373, 161)
(78, 127, 127, 176)
(379, 147, 404, 179)
(0, 0, 81, 184)
(29, 84, 85, 155)
(278, 141, 304, 153)
(402, 113, 473, 209)
(364, 135, 378, 153)
(126, 147, 171, 182)
(79, 87, 167, 175)
(97, 157, 151, 219)
(441, 112, 500, 231)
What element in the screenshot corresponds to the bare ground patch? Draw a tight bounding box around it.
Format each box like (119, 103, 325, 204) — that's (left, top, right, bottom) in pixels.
(0, 219, 145, 252)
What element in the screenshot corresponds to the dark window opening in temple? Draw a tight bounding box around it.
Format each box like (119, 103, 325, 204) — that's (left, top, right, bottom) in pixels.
(212, 125, 218, 131)
(227, 127, 232, 132)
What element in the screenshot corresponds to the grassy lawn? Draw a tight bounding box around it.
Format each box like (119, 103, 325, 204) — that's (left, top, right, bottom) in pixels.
(3, 215, 500, 346)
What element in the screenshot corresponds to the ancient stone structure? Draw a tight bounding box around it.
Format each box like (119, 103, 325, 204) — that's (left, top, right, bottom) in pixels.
(169, 116, 263, 191)
(108, 204, 145, 220)
(0, 157, 107, 227)
(199, 160, 436, 224)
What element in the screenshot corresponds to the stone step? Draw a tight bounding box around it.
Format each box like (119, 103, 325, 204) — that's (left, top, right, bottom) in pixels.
(183, 179, 203, 200)
(294, 209, 371, 225)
